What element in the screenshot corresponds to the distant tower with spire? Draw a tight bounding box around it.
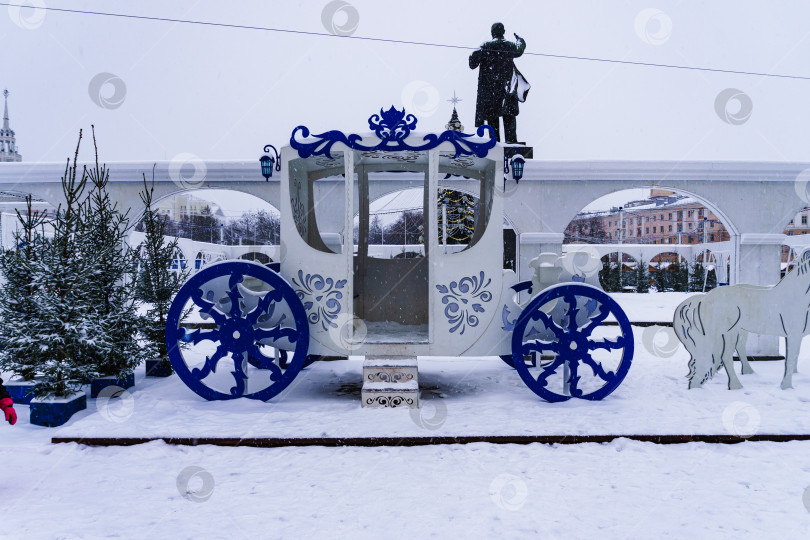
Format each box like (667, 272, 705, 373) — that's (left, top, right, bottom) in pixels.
(1, 89, 22, 162)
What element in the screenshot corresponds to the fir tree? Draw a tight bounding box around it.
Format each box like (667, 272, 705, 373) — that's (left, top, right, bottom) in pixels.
(0, 131, 97, 396)
(82, 127, 145, 378)
(635, 258, 650, 293)
(669, 259, 689, 292)
(0, 196, 48, 381)
(438, 189, 474, 245)
(624, 261, 637, 291)
(0, 128, 145, 396)
(135, 170, 189, 373)
(689, 261, 707, 292)
(599, 258, 621, 292)
(706, 265, 717, 290)
(653, 261, 668, 292)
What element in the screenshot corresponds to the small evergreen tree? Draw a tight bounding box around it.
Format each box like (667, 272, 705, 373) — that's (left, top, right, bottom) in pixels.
(0, 196, 49, 381)
(135, 171, 189, 374)
(610, 263, 624, 292)
(675, 260, 689, 292)
(666, 260, 679, 292)
(706, 265, 717, 290)
(624, 261, 637, 290)
(635, 258, 650, 293)
(599, 258, 621, 292)
(0, 131, 97, 396)
(689, 261, 706, 292)
(0, 128, 145, 396)
(82, 127, 145, 378)
(653, 261, 668, 292)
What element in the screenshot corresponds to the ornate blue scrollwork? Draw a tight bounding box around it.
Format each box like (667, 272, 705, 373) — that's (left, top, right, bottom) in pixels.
(291, 270, 347, 331)
(436, 271, 493, 334)
(166, 261, 310, 401)
(290, 106, 497, 160)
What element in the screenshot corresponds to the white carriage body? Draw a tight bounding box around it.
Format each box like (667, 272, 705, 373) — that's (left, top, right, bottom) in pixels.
(279, 133, 519, 358)
(155, 110, 636, 403)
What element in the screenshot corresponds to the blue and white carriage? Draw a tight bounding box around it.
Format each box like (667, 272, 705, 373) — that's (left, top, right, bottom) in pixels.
(166, 107, 634, 404)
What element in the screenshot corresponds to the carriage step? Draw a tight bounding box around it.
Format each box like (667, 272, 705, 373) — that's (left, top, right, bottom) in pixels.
(361, 381, 419, 408)
(363, 357, 418, 384)
(361, 357, 419, 408)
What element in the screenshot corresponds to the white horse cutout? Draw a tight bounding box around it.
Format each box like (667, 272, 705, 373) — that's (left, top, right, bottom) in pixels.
(674, 294, 755, 388)
(674, 250, 810, 390)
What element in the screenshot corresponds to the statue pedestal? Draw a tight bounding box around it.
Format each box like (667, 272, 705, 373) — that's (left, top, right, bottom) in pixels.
(504, 145, 533, 160)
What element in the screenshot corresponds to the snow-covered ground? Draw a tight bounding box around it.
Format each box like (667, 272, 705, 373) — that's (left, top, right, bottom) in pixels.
(5, 292, 810, 538)
(608, 291, 695, 322)
(3, 436, 810, 538)
(45, 351, 810, 439)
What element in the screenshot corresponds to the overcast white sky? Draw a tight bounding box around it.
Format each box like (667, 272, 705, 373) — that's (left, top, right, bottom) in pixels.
(2, 0, 809, 168)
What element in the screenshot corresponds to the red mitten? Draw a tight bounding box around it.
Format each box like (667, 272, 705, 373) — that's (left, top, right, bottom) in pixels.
(0, 398, 16, 426)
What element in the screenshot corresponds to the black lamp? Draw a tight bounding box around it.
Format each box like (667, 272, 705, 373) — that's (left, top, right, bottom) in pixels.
(504, 148, 526, 190)
(260, 144, 281, 181)
(510, 154, 525, 182)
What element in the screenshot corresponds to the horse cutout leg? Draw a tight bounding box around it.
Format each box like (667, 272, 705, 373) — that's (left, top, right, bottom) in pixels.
(791, 336, 798, 374)
(781, 338, 800, 390)
(716, 332, 743, 390)
(737, 330, 755, 375)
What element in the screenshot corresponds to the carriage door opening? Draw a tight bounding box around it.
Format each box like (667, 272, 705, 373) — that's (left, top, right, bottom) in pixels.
(354, 157, 429, 343)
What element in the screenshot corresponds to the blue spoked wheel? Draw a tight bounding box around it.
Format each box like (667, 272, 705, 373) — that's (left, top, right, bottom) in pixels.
(511, 283, 634, 402)
(166, 260, 310, 401)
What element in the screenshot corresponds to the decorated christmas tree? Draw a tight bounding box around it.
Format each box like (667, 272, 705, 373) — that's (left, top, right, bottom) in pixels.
(438, 189, 476, 245)
(445, 107, 464, 132)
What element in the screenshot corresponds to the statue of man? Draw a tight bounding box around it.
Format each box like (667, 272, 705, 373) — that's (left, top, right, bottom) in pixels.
(469, 23, 530, 144)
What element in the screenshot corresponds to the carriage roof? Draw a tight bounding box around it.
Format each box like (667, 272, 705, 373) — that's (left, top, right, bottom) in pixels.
(283, 106, 501, 177)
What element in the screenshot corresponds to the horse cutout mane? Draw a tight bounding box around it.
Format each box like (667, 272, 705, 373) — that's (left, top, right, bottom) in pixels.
(790, 249, 810, 278)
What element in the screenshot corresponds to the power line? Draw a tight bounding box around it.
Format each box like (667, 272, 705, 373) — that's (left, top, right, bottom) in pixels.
(4, 2, 809, 81)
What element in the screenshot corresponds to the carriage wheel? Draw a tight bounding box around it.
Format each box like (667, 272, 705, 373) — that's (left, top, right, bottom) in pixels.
(166, 260, 310, 401)
(511, 283, 633, 402)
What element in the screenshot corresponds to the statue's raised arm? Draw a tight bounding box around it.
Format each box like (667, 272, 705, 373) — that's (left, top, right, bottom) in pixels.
(512, 33, 526, 56)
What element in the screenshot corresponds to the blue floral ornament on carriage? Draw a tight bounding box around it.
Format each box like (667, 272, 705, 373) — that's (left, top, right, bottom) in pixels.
(290, 105, 498, 159)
